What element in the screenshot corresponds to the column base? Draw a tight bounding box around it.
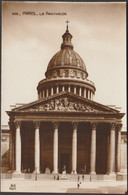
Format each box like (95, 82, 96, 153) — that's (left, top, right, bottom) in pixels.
(116, 171, 121, 174)
(13, 171, 22, 174)
(90, 171, 96, 175)
(52, 171, 58, 174)
(116, 172, 127, 181)
(71, 170, 77, 174)
(12, 171, 23, 179)
(33, 171, 40, 174)
(33, 169, 40, 174)
(107, 172, 116, 175)
(89, 172, 97, 181)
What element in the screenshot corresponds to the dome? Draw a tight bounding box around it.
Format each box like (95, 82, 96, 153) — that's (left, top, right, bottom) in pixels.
(45, 26, 88, 78)
(47, 47, 88, 73)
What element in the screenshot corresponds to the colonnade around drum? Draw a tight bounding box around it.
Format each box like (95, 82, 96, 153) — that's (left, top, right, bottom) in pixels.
(39, 85, 94, 100)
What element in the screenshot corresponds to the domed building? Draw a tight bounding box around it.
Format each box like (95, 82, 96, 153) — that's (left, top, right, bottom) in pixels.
(37, 24, 95, 101)
(7, 23, 125, 180)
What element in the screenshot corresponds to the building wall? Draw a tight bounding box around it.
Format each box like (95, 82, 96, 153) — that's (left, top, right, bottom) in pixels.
(121, 132, 127, 173)
(1, 127, 10, 173)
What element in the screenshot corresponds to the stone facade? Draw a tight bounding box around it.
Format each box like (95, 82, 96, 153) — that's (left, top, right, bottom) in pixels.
(4, 24, 125, 177)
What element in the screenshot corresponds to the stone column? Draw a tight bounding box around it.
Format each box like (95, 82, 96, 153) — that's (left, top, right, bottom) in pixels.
(56, 86, 59, 93)
(71, 122, 78, 174)
(79, 87, 82, 96)
(116, 124, 122, 173)
(38, 92, 41, 99)
(84, 88, 86, 98)
(9, 122, 15, 170)
(46, 88, 48, 97)
(68, 85, 71, 92)
(107, 130, 110, 174)
(107, 123, 116, 174)
(74, 86, 76, 94)
(92, 92, 94, 100)
(86, 89, 88, 98)
(90, 90, 92, 99)
(62, 85, 65, 92)
(42, 90, 44, 98)
(88, 89, 90, 99)
(51, 87, 53, 96)
(90, 123, 97, 174)
(53, 122, 59, 174)
(15, 121, 21, 173)
(34, 121, 40, 173)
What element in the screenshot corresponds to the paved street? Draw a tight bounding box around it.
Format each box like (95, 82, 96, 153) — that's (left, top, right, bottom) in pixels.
(1, 179, 127, 194)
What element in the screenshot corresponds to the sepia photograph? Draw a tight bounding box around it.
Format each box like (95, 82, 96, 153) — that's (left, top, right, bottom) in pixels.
(1, 1, 127, 194)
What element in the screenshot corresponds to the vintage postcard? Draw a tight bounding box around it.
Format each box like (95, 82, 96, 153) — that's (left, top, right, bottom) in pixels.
(1, 1, 127, 193)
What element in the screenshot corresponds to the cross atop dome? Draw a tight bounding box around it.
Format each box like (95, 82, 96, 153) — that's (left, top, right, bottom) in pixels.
(65, 20, 69, 30)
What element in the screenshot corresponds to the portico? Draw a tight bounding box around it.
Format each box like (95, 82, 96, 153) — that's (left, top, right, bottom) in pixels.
(8, 94, 124, 176)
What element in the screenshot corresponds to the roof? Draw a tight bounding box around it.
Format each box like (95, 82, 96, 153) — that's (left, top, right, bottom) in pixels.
(47, 47, 87, 73)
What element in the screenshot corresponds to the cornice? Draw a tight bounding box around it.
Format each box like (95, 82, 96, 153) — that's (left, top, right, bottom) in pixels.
(37, 78, 96, 91)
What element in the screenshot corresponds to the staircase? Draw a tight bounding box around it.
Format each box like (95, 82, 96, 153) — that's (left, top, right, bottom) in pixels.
(1, 173, 126, 181)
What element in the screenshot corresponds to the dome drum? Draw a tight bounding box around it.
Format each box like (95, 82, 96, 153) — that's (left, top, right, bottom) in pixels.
(37, 79, 96, 92)
(45, 67, 88, 80)
(37, 78, 96, 101)
(38, 84, 95, 101)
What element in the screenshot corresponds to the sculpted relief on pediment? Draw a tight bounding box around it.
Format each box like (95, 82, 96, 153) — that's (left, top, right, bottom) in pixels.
(21, 97, 106, 113)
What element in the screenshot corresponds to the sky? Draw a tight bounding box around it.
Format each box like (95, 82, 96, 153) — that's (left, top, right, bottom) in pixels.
(2, 2, 126, 130)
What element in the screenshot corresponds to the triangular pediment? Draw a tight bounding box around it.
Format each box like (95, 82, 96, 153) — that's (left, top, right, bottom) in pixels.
(12, 92, 119, 114)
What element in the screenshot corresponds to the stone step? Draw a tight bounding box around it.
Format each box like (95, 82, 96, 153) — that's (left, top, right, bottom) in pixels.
(1, 173, 126, 181)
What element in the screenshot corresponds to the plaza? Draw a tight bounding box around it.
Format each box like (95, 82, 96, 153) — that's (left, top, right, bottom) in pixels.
(1, 178, 127, 194)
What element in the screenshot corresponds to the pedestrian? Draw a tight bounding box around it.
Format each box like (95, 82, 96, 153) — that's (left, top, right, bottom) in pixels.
(77, 175, 80, 182)
(57, 174, 59, 180)
(77, 181, 81, 189)
(35, 167, 37, 181)
(54, 175, 56, 180)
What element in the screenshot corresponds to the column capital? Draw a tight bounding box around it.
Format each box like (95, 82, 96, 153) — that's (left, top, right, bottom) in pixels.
(34, 121, 40, 129)
(72, 122, 78, 130)
(116, 123, 122, 131)
(91, 122, 97, 129)
(15, 121, 21, 129)
(53, 122, 59, 129)
(110, 122, 116, 130)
